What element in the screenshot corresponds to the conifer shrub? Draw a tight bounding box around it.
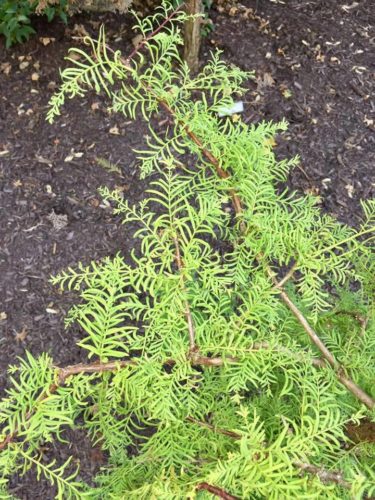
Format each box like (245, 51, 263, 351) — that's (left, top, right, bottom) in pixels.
(0, 3, 374, 498)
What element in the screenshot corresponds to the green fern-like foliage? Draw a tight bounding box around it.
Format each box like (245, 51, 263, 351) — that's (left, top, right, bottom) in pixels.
(0, 2, 373, 498)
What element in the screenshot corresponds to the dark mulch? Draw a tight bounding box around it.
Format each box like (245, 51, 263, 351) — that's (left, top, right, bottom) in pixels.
(0, 0, 374, 496)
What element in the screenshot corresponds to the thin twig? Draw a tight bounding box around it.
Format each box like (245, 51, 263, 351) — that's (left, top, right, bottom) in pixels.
(270, 277, 375, 410)
(196, 482, 239, 500)
(191, 342, 326, 369)
(102, 43, 245, 219)
(274, 262, 298, 289)
(0, 343, 326, 452)
(266, 268, 338, 368)
(56, 359, 135, 384)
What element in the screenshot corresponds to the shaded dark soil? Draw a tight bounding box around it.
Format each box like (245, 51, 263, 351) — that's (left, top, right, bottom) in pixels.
(0, 0, 374, 496)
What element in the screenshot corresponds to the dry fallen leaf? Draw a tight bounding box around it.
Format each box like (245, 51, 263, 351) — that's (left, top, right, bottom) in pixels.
(280, 86, 292, 99)
(256, 72, 275, 90)
(72, 24, 89, 38)
(46, 308, 59, 314)
(363, 116, 374, 127)
(345, 184, 354, 198)
(39, 37, 55, 46)
(330, 56, 341, 65)
(15, 326, 28, 343)
(19, 61, 29, 70)
(35, 155, 53, 166)
(114, 184, 130, 193)
(47, 81, 57, 90)
(109, 126, 120, 135)
(1, 62, 11, 75)
(342, 2, 359, 12)
(351, 66, 367, 74)
(68, 52, 81, 61)
(304, 186, 321, 197)
(89, 198, 100, 208)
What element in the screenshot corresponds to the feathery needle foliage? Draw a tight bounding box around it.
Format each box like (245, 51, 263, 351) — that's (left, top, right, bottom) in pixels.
(0, 2, 373, 498)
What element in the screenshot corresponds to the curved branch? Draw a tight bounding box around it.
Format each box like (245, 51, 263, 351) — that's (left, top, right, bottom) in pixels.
(0, 343, 325, 452)
(196, 482, 239, 500)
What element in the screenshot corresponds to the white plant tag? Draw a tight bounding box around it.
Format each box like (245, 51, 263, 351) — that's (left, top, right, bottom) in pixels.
(218, 101, 244, 117)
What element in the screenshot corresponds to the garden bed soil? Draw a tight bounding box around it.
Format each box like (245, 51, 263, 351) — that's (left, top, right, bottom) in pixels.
(0, 0, 374, 496)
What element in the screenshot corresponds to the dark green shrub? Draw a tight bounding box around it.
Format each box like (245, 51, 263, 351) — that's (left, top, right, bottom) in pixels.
(0, 0, 69, 48)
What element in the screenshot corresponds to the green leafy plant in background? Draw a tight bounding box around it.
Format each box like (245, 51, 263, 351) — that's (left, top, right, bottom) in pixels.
(0, 0, 69, 47)
(0, 2, 374, 498)
(201, 0, 214, 36)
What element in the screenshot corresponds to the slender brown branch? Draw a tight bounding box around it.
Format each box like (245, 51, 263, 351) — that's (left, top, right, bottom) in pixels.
(266, 269, 338, 368)
(0, 344, 326, 452)
(271, 278, 375, 410)
(56, 359, 135, 384)
(196, 482, 239, 500)
(191, 343, 326, 369)
(274, 262, 297, 289)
